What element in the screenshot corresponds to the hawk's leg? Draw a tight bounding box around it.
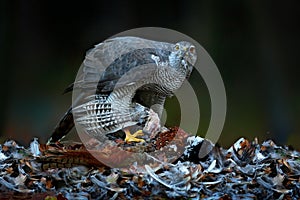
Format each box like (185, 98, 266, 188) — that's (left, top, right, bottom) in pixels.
(124, 129, 145, 143)
(143, 109, 161, 138)
(122, 103, 161, 143)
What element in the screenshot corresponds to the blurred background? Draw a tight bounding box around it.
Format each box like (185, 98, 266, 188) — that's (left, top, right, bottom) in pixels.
(0, 1, 299, 149)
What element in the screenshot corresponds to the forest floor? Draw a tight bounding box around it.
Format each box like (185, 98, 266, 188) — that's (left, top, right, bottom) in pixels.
(0, 127, 299, 199)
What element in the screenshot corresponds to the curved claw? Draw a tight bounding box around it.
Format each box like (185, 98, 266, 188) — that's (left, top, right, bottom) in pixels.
(124, 129, 145, 143)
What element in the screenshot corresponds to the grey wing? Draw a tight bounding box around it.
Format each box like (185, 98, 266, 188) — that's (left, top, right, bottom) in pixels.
(74, 36, 173, 93)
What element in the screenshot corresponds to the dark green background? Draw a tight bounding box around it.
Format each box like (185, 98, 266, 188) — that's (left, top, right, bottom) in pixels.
(0, 1, 299, 149)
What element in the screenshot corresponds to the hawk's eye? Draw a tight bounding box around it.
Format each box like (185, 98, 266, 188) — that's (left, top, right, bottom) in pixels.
(174, 44, 180, 51)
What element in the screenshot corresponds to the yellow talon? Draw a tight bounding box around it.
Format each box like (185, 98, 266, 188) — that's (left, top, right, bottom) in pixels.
(124, 129, 145, 143)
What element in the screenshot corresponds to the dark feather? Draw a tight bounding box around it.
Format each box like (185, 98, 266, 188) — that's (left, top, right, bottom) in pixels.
(63, 83, 74, 94)
(47, 107, 74, 144)
(96, 48, 170, 93)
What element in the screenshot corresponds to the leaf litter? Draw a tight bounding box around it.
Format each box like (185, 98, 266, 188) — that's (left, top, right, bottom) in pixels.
(0, 127, 299, 199)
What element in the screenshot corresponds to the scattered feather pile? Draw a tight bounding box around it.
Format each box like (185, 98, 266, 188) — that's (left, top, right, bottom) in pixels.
(0, 128, 299, 199)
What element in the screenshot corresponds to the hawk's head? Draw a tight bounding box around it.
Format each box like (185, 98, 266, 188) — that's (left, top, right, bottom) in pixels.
(169, 41, 197, 79)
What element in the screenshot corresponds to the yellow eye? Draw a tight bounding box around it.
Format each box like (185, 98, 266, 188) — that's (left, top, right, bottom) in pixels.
(174, 44, 180, 50)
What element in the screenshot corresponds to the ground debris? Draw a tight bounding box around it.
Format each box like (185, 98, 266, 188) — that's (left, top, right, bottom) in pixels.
(0, 129, 299, 199)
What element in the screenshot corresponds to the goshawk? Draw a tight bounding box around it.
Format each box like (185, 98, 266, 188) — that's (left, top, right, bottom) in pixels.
(47, 36, 197, 144)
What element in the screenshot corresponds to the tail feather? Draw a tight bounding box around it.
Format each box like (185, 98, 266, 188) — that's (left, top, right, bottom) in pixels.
(63, 83, 74, 94)
(47, 107, 74, 144)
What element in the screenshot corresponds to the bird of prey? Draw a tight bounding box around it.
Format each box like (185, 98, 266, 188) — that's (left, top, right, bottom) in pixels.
(47, 36, 197, 144)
